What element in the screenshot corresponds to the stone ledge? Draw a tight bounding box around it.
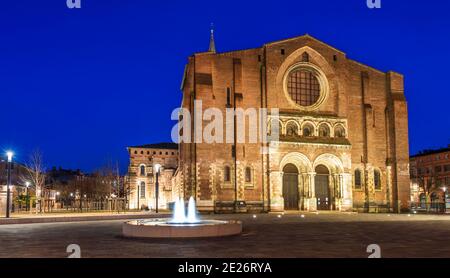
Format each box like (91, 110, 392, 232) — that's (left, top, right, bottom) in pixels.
(0, 213, 171, 226)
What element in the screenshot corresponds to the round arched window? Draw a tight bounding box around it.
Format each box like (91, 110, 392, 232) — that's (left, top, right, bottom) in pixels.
(287, 70, 321, 107)
(283, 63, 329, 111)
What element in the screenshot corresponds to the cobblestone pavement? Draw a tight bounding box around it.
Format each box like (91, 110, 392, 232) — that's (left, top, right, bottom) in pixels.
(1, 213, 449, 258)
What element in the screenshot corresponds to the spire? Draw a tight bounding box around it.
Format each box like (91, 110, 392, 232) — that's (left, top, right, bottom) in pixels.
(208, 23, 216, 53)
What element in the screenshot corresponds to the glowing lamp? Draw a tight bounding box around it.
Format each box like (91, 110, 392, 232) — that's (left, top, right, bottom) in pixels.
(6, 151, 13, 162)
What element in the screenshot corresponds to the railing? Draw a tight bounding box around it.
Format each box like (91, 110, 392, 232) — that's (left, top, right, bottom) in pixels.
(410, 202, 447, 214)
(352, 202, 392, 213)
(12, 198, 129, 214)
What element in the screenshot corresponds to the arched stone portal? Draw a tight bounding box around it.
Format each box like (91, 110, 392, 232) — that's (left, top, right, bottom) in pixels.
(313, 154, 352, 211)
(274, 152, 315, 212)
(315, 165, 331, 210)
(283, 164, 300, 210)
(271, 152, 353, 212)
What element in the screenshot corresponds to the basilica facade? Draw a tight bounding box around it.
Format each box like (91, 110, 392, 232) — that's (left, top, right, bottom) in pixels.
(175, 34, 410, 213)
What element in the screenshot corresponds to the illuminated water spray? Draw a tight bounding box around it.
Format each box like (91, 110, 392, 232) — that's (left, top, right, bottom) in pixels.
(171, 197, 199, 224)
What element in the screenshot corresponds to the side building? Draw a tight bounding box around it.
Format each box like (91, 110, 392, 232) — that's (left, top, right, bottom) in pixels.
(126, 143, 179, 210)
(410, 146, 450, 212)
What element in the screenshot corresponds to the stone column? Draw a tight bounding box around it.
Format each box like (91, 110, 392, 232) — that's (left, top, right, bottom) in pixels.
(341, 173, 353, 211)
(269, 171, 284, 212)
(365, 164, 377, 212)
(306, 172, 317, 212)
(386, 166, 392, 211)
(298, 173, 304, 210)
(332, 174, 340, 211)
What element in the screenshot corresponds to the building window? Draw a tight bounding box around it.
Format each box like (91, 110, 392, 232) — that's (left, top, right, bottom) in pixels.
(374, 170, 381, 190)
(355, 169, 362, 189)
(334, 126, 346, 138)
(444, 165, 450, 172)
(224, 166, 231, 182)
(286, 122, 298, 136)
(318, 124, 330, 137)
(140, 182, 145, 199)
(302, 52, 309, 62)
(302, 124, 314, 137)
(287, 70, 321, 107)
(140, 165, 146, 176)
(245, 167, 252, 183)
(435, 166, 442, 173)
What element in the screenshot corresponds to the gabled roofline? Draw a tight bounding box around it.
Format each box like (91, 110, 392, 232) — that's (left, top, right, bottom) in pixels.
(264, 34, 346, 55)
(184, 33, 401, 76)
(180, 64, 188, 91)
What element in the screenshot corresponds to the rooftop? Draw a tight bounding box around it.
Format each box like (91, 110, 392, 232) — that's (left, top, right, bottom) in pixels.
(128, 143, 178, 150)
(411, 146, 450, 158)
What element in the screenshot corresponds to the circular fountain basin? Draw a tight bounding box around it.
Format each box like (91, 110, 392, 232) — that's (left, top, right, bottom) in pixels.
(122, 219, 242, 238)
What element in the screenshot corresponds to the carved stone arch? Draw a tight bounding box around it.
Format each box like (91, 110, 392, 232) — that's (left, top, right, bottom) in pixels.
(267, 118, 284, 136)
(301, 120, 317, 137)
(333, 123, 347, 138)
(317, 122, 332, 137)
(277, 46, 336, 79)
(285, 120, 300, 136)
(313, 153, 344, 174)
(280, 152, 313, 173)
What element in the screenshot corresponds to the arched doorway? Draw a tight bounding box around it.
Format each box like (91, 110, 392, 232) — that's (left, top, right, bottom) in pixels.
(283, 164, 299, 210)
(315, 165, 331, 210)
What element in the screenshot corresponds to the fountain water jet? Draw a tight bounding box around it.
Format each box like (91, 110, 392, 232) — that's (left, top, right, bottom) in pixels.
(169, 197, 199, 224)
(187, 197, 198, 223)
(171, 198, 187, 224)
(122, 197, 242, 238)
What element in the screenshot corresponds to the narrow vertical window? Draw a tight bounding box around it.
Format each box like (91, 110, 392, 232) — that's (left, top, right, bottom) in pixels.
(140, 165, 146, 176)
(245, 167, 252, 183)
(374, 170, 381, 190)
(224, 166, 231, 182)
(355, 169, 362, 189)
(140, 182, 146, 199)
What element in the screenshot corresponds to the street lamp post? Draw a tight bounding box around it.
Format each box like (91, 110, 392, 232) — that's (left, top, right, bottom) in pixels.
(5, 151, 13, 218)
(25, 182, 30, 212)
(442, 187, 448, 214)
(154, 164, 161, 214)
(70, 193, 74, 211)
(56, 192, 60, 211)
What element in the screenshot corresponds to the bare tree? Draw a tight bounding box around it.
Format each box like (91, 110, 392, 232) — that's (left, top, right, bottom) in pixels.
(416, 168, 441, 212)
(98, 160, 121, 197)
(24, 150, 46, 214)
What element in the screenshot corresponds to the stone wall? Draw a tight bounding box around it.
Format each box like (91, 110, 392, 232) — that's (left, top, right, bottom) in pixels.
(178, 34, 411, 213)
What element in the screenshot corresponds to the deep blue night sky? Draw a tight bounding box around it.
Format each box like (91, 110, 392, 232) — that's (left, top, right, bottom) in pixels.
(1, 0, 449, 173)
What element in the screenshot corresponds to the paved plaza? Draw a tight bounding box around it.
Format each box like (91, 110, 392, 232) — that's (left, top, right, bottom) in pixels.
(1, 213, 450, 258)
